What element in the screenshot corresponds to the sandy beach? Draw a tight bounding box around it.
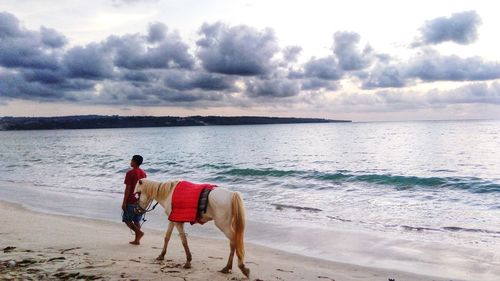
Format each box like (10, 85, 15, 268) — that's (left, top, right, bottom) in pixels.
(0, 201, 452, 281)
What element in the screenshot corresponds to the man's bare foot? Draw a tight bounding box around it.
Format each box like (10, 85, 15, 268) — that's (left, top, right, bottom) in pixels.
(129, 230, 144, 245)
(136, 230, 144, 241)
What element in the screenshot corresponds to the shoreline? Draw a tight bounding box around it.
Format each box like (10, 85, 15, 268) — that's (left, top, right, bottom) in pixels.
(1, 181, 499, 280)
(0, 200, 451, 281)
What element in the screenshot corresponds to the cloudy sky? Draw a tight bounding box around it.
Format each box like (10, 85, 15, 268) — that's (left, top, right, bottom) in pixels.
(0, 0, 499, 121)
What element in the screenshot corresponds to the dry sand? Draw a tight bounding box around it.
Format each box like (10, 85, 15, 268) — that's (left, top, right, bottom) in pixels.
(0, 201, 451, 281)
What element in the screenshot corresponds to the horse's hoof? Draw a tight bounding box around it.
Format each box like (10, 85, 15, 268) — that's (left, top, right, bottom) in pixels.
(219, 267, 231, 274)
(183, 262, 191, 269)
(155, 256, 164, 261)
(239, 264, 250, 278)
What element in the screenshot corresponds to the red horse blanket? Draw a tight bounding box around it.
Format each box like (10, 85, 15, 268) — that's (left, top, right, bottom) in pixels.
(168, 181, 217, 224)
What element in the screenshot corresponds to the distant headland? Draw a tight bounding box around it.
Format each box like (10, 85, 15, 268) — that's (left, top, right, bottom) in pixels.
(0, 115, 351, 131)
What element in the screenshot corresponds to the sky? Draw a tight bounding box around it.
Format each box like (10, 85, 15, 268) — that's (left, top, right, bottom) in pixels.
(0, 0, 499, 121)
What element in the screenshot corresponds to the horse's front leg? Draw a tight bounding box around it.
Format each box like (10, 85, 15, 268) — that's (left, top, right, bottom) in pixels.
(175, 222, 192, 268)
(157, 221, 175, 261)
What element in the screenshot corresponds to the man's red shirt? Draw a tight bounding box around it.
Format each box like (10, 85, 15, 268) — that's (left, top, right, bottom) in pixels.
(124, 168, 147, 204)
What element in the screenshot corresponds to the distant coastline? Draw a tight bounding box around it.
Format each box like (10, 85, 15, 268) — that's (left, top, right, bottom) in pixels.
(0, 115, 351, 131)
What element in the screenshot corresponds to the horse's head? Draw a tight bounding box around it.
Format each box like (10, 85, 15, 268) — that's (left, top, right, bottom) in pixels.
(134, 179, 154, 215)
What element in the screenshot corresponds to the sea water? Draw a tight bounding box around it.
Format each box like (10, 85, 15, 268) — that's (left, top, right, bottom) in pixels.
(1, 120, 499, 279)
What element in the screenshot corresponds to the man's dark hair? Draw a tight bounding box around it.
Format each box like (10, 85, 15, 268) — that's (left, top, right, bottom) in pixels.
(132, 155, 143, 166)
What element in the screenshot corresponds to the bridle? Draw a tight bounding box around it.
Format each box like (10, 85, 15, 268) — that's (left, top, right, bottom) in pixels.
(134, 181, 161, 215)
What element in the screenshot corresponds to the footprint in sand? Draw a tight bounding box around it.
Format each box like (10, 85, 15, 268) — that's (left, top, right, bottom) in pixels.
(276, 268, 294, 273)
(208, 256, 224, 260)
(60, 247, 81, 254)
(317, 276, 336, 281)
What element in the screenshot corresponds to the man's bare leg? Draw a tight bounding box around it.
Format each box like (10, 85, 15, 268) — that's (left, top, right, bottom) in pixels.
(125, 221, 144, 245)
(133, 221, 144, 244)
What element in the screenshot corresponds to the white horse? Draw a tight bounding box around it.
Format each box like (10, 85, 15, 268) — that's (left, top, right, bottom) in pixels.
(134, 179, 250, 278)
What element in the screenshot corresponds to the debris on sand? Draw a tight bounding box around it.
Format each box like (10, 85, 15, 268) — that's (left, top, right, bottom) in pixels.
(7, 260, 16, 268)
(3, 246, 16, 253)
(18, 258, 37, 266)
(47, 257, 66, 262)
(53, 271, 102, 280)
(1, 247, 105, 280)
(318, 276, 336, 281)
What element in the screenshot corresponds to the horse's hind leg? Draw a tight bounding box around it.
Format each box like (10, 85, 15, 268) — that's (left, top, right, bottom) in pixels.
(157, 221, 174, 261)
(214, 221, 235, 274)
(220, 241, 235, 273)
(175, 222, 192, 268)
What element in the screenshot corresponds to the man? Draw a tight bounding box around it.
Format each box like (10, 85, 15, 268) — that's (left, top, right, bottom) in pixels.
(122, 155, 147, 245)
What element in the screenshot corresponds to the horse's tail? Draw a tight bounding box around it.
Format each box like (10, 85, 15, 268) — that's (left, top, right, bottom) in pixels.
(231, 192, 246, 262)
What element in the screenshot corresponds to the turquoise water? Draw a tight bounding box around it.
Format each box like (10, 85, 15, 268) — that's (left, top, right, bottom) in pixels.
(1, 120, 500, 276)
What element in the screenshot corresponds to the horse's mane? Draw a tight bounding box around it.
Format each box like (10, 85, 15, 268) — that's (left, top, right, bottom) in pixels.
(140, 179, 178, 201)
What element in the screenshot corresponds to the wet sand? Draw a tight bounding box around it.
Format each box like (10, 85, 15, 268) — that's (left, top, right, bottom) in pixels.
(0, 201, 452, 281)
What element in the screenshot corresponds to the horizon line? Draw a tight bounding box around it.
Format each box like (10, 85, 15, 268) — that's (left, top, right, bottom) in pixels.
(1, 114, 498, 123)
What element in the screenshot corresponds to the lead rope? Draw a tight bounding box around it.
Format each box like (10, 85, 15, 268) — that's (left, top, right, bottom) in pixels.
(140, 201, 159, 228)
(138, 182, 162, 228)
(126, 181, 161, 235)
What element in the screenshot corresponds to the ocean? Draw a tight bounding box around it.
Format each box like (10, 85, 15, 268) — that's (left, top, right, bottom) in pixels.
(1, 120, 499, 279)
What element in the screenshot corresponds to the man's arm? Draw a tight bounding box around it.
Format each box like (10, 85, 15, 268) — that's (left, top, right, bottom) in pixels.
(122, 184, 131, 211)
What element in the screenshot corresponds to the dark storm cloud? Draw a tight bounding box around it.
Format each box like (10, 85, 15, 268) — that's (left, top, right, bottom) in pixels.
(362, 64, 407, 89)
(120, 70, 155, 82)
(0, 12, 86, 101)
(406, 51, 500, 81)
(197, 22, 279, 76)
(0, 12, 201, 106)
(0, 11, 23, 38)
(362, 49, 500, 89)
(40, 26, 67, 48)
(303, 56, 343, 80)
(0, 12, 61, 70)
(90, 80, 229, 106)
(362, 11, 490, 89)
(22, 68, 67, 84)
(0, 72, 61, 100)
(290, 31, 372, 85)
(64, 43, 114, 79)
(106, 32, 194, 70)
(300, 78, 338, 91)
(0, 71, 92, 101)
(147, 22, 167, 43)
(414, 11, 482, 46)
(0, 39, 60, 70)
(2, 10, 500, 111)
(333, 31, 373, 71)
(245, 78, 300, 98)
(164, 70, 236, 91)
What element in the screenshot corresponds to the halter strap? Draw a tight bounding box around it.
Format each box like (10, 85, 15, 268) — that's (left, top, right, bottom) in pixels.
(135, 181, 162, 214)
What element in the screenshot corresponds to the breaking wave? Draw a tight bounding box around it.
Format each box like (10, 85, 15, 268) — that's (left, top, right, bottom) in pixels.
(214, 167, 500, 193)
